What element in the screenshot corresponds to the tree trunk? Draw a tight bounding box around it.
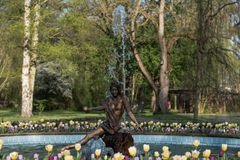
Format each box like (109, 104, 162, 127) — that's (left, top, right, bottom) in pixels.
(130, 23, 158, 95)
(21, 0, 32, 117)
(194, 0, 204, 119)
(158, 0, 169, 113)
(174, 95, 177, 111)
(131, 74, 136, 104)
(223, 99, 226, 113)
(151, 91, 156, 112)
(29, 1, 40, 115)
(129, 0, 159, 113)
(0, 54, 9, 92)
(130, 22, 159, 113)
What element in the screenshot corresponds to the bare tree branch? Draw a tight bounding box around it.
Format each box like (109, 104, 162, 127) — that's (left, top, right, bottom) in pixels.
(208, 1, 239, 20)
(140, 10, 158, 28)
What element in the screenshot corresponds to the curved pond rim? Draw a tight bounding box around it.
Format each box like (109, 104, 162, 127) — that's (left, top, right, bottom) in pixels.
(0, 132, 240, 139)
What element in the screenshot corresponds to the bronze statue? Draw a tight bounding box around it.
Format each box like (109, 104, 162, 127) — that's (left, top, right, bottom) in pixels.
(61, 81, 142, 151)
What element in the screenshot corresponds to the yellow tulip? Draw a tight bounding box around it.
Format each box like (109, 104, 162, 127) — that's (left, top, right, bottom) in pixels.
(221, 144, 227, 152)
(95, 149, 101, 157)
(193, 140, 200, 148)
(162, 151, 171, 160)
(75, 143, 81, 151)
(104, 155, 108, 160)
(173, 155, 182, 160)
(128, 146, 137, 157)
(10, 152, 18, 160)
(162, 146, 169, 152)
(69, 120, 75, 125)
(64, 155, 74, 160)
(185, 152, 191, 158)
(0, 139, 4, 145)
(203, 149, 211, 158)
(0, 144, 2, 150)
(237, 151, 240, 158)
(113, 152, 125, 160)
(154, 151, 160, 157)
(143, 144, 150, 153)
(63, 150, 71, 156)
(181, 155, 187, 160)
(192, 150, 200, 159)
(45, 144, 53, 152)
(130, 122, 136, 127)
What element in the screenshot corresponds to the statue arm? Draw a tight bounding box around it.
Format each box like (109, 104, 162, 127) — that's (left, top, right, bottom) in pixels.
(127, 110, 140, 126)
(123, 96, 140, 125)
(84, 105, 105, 112)
(84, 97, 109, 112)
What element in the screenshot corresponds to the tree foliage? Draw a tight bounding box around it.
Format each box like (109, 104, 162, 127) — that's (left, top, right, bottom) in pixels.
(0, 0, 239, 115)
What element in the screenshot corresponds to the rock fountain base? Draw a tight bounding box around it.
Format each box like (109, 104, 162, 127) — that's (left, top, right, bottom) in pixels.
(102, 132, 134, 155)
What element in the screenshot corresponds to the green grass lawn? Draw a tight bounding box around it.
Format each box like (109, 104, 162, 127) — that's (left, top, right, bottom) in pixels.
(0, 109, 105, 121)
(139, 112, 240, 123)
(0, 109, 240, 122)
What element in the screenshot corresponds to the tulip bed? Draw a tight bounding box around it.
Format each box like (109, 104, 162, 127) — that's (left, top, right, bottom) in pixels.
(0, 120, 239, 137)
(0, 139, 240, 160)
(1, 120, 240, 159)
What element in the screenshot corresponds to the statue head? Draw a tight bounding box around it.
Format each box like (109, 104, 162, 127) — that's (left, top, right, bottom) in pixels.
(110, 81, 122, 97)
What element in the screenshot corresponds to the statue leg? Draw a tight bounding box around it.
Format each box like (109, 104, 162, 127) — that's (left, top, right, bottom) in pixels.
(79, 127, 105, 145)
(61, 127, 105, 151)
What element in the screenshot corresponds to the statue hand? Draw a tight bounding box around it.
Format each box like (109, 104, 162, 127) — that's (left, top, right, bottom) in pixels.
(136, 125, 143, 132)
(83, 106, 90, 113)
(61, 144, 74, 151)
